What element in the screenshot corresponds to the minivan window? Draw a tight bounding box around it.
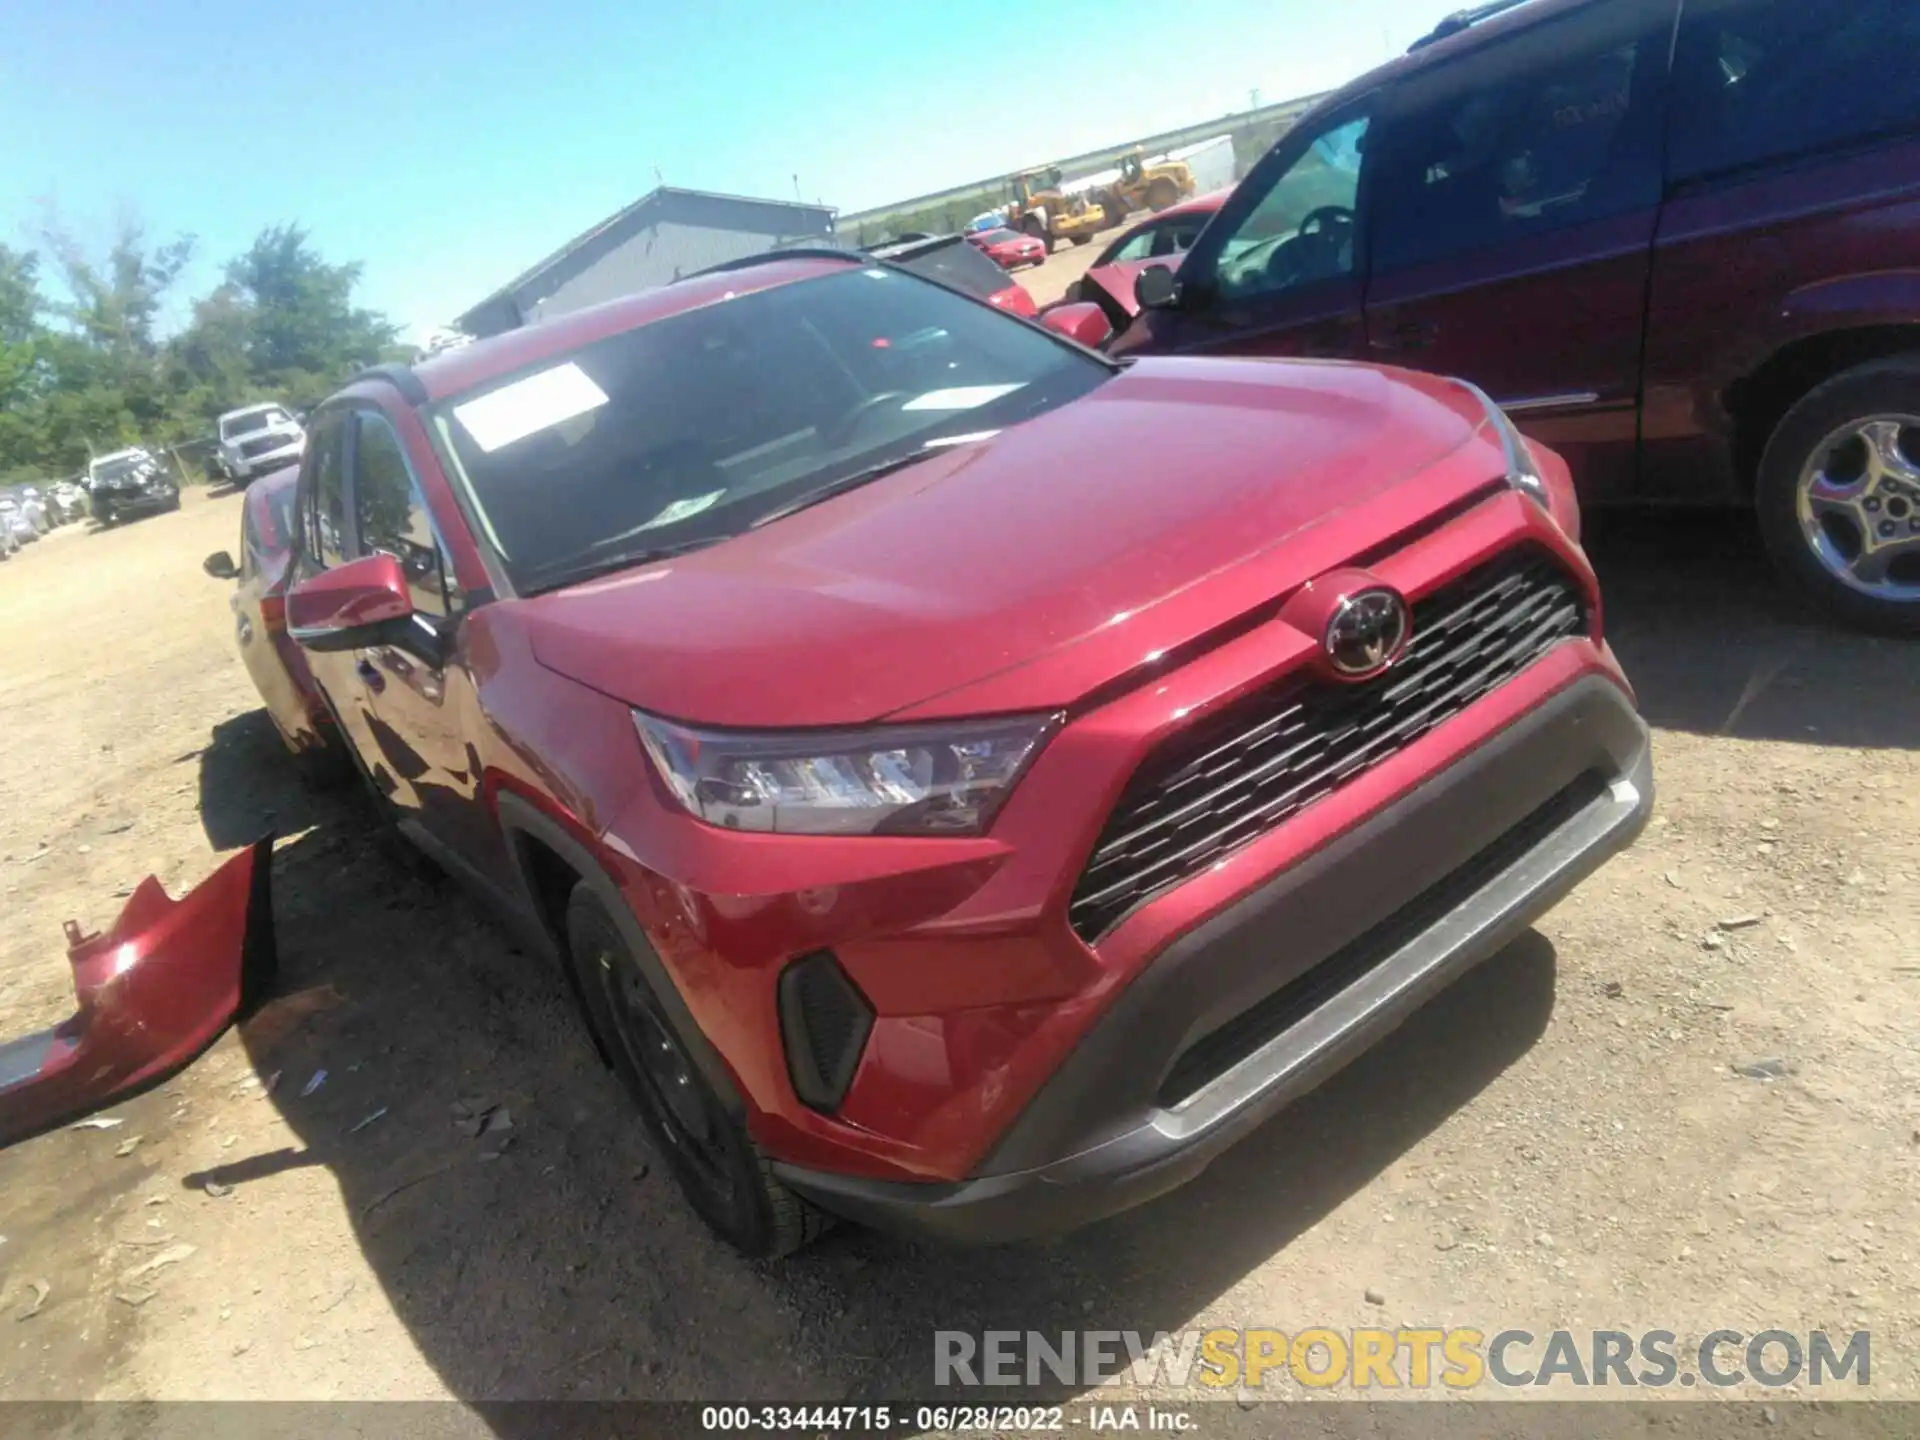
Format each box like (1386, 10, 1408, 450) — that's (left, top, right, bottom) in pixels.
(430, 266, 1111, 594)
(1206, 113, 1371, 301)
(1667, 0, 1920, 185)
(1370, 11, 1663, 275)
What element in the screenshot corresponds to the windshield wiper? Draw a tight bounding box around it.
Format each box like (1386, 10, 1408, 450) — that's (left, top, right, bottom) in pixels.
(749, 443, 961, 531)
(519, 535, 721, 595)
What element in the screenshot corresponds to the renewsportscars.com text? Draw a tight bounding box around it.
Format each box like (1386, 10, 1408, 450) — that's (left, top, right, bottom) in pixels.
(934, 1327, 1870, 1392)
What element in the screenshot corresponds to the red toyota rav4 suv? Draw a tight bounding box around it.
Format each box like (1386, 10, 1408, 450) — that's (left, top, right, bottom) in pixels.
(1113, 0, 1920, 632)
(282, 250, 1651, 1255)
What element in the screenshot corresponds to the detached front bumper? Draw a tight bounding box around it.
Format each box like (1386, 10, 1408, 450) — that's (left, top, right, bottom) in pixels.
(775, 674, 1652, 1242)
(0, 840, 275, 1147)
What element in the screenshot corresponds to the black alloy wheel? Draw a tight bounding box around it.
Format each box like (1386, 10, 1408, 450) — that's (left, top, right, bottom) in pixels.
(563, 883, 827, 1258)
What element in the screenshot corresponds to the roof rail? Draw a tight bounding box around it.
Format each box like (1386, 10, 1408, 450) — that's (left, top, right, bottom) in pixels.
(350, 361, 429, 406)
(681, 247, 867, 281)
(1407, 0, 1534, 50)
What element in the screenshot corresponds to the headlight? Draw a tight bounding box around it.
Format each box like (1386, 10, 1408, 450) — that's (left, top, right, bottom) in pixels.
(633, 711, 1059, 836)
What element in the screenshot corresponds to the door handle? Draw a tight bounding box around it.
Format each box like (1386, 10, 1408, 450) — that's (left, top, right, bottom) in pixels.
(356, 658, 386, 694)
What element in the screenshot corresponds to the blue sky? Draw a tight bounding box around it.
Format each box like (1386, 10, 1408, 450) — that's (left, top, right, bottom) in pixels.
(0, 0, 1452, 342)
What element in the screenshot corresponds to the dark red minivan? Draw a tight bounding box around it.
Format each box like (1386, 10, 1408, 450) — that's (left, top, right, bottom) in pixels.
(1112, 0, 1920, 631)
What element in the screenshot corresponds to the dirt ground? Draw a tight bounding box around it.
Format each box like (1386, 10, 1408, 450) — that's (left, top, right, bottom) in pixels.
(1, 431, 1917, 1418)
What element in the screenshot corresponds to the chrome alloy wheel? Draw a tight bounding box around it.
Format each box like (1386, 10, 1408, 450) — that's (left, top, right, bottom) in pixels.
(1795, 414, 1920, 600)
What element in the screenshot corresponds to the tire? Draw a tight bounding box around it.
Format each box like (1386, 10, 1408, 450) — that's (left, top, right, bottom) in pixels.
(563, 883, 829, 1259)
(1146, 178, 1179, 211)
(1070, 232, 1092, 246)
(97, 506, 115, 528)
(1754, 356, 1920, 634)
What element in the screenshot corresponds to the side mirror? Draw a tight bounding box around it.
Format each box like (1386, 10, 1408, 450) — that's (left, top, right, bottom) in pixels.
(286, 553, 414, 652)
(1135, 263, 1179, 311)
(202, 550, 240, 581)
(1040, 301, 1113, 350)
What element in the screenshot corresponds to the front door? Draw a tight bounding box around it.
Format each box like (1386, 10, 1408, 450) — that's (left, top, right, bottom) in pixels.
(341, 406, 495, 880)
(1112, 105, 1376, 363)
(1359, 0, 1680, 502)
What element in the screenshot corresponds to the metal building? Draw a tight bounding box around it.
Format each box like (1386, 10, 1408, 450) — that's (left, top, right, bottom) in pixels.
(452, 187, 839, 338)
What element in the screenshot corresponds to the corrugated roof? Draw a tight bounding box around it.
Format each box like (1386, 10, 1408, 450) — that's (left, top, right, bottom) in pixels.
(453, 186, 837, 336)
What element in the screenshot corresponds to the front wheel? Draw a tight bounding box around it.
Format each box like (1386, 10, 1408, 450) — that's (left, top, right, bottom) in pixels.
(564, 884, 829, 1258)
(1755, 358, 1920, 634)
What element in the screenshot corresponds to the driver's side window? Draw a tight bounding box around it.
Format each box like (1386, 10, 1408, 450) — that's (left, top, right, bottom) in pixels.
(1213, 113, 1371, 301)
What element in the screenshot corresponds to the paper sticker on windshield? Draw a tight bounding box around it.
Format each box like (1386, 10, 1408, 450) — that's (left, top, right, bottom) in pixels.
(902, 383, 1025, 412)
(453, 363, 610, 453)
(634, 490, 724, 531)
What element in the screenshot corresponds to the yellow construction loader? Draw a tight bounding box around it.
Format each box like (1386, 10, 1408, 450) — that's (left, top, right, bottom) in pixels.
(1006, 167, 1109, 252)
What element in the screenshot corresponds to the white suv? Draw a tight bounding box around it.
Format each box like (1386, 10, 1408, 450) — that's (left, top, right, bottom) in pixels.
(216, 403, 306, 485)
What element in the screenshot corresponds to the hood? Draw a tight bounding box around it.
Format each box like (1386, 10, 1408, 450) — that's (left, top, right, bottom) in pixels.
(520, 356, 1492, 728)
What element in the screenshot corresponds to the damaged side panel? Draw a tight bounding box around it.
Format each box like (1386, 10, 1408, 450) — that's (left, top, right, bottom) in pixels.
(0, 838, 275, 1148)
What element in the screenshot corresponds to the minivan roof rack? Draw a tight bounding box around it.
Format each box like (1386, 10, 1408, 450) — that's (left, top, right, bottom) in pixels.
(1407, 0, 1535, 51)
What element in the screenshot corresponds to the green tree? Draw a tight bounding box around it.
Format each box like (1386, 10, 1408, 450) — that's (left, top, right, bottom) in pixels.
(222, 224, 401, 405)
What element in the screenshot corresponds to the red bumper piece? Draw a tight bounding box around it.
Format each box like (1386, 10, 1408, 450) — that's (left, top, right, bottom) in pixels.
(0, 838, 275, 1148)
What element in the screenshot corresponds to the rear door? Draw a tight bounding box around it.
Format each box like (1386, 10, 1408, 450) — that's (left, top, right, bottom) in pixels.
(1115, 102, 1376, 361)
(289, 409, 386, 767)
(1361, 0, 1679, 501)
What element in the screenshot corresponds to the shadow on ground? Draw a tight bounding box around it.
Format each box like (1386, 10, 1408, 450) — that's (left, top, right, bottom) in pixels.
(1586, 509, 1919, 749)
(187, 511, 1912, 1411)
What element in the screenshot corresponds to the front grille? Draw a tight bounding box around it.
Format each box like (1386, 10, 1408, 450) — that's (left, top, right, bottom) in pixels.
(241, 435, 292, 458)
(1068, 547, 1587, 942)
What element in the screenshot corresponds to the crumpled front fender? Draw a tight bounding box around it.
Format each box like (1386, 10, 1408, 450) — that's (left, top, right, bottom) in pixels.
(0, 838, 275, 1148)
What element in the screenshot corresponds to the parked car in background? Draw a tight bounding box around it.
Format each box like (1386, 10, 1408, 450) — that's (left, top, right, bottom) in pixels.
(88, 448, 180, 525)
(216, 403, 306, 486)
(45, 480, 89, 525)
(1113, 0, 1920, 631)
(0, 493, 32, 550)
(861, 232, 1039, 317)
(274, 247, 1649, 1258)
(965, 226, 1047, 271)
(201, 466, 338, 776)
(1051, 188, 1230, 334)
(3, 485, 50, 536)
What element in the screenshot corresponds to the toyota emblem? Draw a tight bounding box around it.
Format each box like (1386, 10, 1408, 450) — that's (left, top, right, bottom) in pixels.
(1323, 588, 1410, 679)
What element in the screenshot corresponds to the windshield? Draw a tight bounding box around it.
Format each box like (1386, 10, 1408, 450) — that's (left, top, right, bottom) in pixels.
(93, 455, 150, 483)
(431, 266, 1111, 594)
(222, 408, 289, 438)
